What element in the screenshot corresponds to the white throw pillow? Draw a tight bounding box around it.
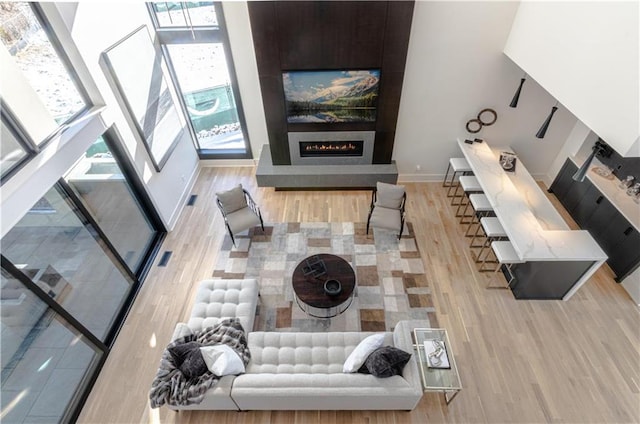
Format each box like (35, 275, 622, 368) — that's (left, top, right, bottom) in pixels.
(200, 344, 245, 376)
(343, 333, 386, 373)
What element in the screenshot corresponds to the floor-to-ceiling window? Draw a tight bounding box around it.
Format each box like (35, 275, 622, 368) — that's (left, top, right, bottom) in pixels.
(1, 3, 170, 421)
(1, 127, 166, 422)
(0, 268, 103, 423)
(148, 2, 252, 159)
(2, 185, 133, 342)
(64, 135, 159, 274)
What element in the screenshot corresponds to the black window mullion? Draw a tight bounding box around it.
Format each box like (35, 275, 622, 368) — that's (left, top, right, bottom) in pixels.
(1, 257, 108, 352)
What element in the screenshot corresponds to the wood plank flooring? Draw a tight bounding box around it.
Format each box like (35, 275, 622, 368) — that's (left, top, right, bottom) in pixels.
(78, 166, 640, 424)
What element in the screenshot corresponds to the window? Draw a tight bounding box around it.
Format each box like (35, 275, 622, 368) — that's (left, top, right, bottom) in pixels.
(2, 185, 134, 341)
(0, 127, 165, 421)
(166, 43, 245, 152)
(0, 1, 92, 184)
(0, 113, 30, 181)
(64, 134, 160, 273)
(151, 1, 218, 28)
(148, 2, 252, 158)
(0, 268, 102, 423)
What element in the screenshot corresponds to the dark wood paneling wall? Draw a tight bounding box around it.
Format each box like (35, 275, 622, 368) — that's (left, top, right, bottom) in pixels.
(248, 1, 414, 165)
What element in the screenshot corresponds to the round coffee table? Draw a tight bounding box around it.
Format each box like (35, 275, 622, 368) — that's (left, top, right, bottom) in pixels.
(292, 254, 356, 318)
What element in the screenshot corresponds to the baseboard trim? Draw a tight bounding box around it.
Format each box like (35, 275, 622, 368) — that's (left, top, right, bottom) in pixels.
(200, 159, 256, 167)
(397, 174, 444, 183)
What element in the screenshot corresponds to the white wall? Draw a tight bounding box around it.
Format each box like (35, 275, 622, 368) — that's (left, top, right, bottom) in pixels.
(221, 1, 578, 181)
(222, 1, 269, 162)
(504, 1, 639, 158)
(62, 2, 200, 229)
(395, 1, 578, 182)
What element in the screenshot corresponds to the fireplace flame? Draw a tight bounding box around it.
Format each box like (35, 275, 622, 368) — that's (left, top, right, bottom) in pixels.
(304, 143, 358, 151)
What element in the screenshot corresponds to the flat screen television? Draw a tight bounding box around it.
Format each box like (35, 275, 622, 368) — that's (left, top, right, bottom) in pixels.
(282, 69, 380, 124)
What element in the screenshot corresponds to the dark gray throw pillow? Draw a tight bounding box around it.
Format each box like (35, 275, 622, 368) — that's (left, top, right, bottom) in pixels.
(168, 341, 208, 380)
(358, 346, 412, 378)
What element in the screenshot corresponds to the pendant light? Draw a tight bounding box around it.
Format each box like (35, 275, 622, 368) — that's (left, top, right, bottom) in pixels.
(536, 102, 558, 139)
(572, 140, 611, 182)
(509, 76, 526, 108)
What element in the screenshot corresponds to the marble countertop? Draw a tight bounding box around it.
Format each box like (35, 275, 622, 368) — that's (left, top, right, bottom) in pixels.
(569, 154, 640, 232)
(457, 139, 607, 262)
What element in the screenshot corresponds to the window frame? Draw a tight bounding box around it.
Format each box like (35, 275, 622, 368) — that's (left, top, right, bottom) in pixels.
(146, 2, 253, 159)
(0, 102, 34, 184)
(30, 3, 93, 135)
(0, 2, 94, 183)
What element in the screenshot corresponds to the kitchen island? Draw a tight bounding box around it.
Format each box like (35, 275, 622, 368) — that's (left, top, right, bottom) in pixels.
(457, 138, 607, 300)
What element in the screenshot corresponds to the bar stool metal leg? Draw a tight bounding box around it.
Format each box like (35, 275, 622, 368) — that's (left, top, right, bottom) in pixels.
(442, 162, 453, 187)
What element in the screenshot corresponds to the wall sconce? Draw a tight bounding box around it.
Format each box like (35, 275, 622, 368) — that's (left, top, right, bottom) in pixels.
(536, 102, 558, 139)
(509, 76, 526, 108)
(572, 139, 613, 182)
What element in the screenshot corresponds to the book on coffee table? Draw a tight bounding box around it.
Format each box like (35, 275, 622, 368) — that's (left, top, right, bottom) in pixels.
(424, 339, 450, 369)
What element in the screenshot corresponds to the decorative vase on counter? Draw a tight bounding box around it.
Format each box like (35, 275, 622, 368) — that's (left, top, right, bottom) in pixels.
(619, 175, 635, 189)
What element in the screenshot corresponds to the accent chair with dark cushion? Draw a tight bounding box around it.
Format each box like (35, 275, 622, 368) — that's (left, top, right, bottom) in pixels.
(216, 184, 264, 246)
(366, 182, 406, 239)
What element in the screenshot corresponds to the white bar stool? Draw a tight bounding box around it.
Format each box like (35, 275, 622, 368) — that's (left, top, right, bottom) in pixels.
(443, 157, 473, 197)
(470, 217, 507, 265)
(483, 241, 525, 287)
(460, 193, 493, 229)
(453, 175, 482, 211)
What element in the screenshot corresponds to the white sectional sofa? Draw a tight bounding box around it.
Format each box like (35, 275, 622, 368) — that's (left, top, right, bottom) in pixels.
(165, 278, 424, 411)
(232, 322, 423, 411)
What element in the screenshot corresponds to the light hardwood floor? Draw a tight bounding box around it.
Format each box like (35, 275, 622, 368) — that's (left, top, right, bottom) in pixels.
(78, 166, 640, 424)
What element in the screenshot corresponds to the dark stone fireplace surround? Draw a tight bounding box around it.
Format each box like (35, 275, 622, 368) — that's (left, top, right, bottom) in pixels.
(249, 1, 414, 188)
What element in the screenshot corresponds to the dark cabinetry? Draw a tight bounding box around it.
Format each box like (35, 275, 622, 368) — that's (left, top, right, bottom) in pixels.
(550, 159, 640, 281)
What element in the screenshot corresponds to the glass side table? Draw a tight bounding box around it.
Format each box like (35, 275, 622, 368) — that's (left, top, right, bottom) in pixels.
(413, 328, 462, 404)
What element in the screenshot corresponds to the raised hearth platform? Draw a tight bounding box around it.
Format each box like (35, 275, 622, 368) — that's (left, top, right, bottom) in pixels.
(256, 148, 398, 190)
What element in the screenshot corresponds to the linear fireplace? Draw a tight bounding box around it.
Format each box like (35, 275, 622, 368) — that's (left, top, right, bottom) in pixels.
(300, 140, 364, 157)
(288, 131, 375, 165)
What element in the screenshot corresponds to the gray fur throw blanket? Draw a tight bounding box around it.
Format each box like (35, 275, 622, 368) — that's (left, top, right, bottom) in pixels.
(149, 318, 250, 408)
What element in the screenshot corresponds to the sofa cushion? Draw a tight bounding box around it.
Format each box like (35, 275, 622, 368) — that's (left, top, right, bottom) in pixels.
(187, 279, 259, 336)
(216, 184, 247, 214)
(247, 332, 393, 374)
(358, 346, 412, 378)
(343, 333, 385, 373)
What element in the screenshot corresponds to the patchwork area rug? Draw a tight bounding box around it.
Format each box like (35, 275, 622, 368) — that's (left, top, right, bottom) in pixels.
(212, 222, 437, 332)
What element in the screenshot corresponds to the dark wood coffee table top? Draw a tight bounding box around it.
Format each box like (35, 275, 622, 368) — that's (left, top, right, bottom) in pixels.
(292, 254, 356, 309)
